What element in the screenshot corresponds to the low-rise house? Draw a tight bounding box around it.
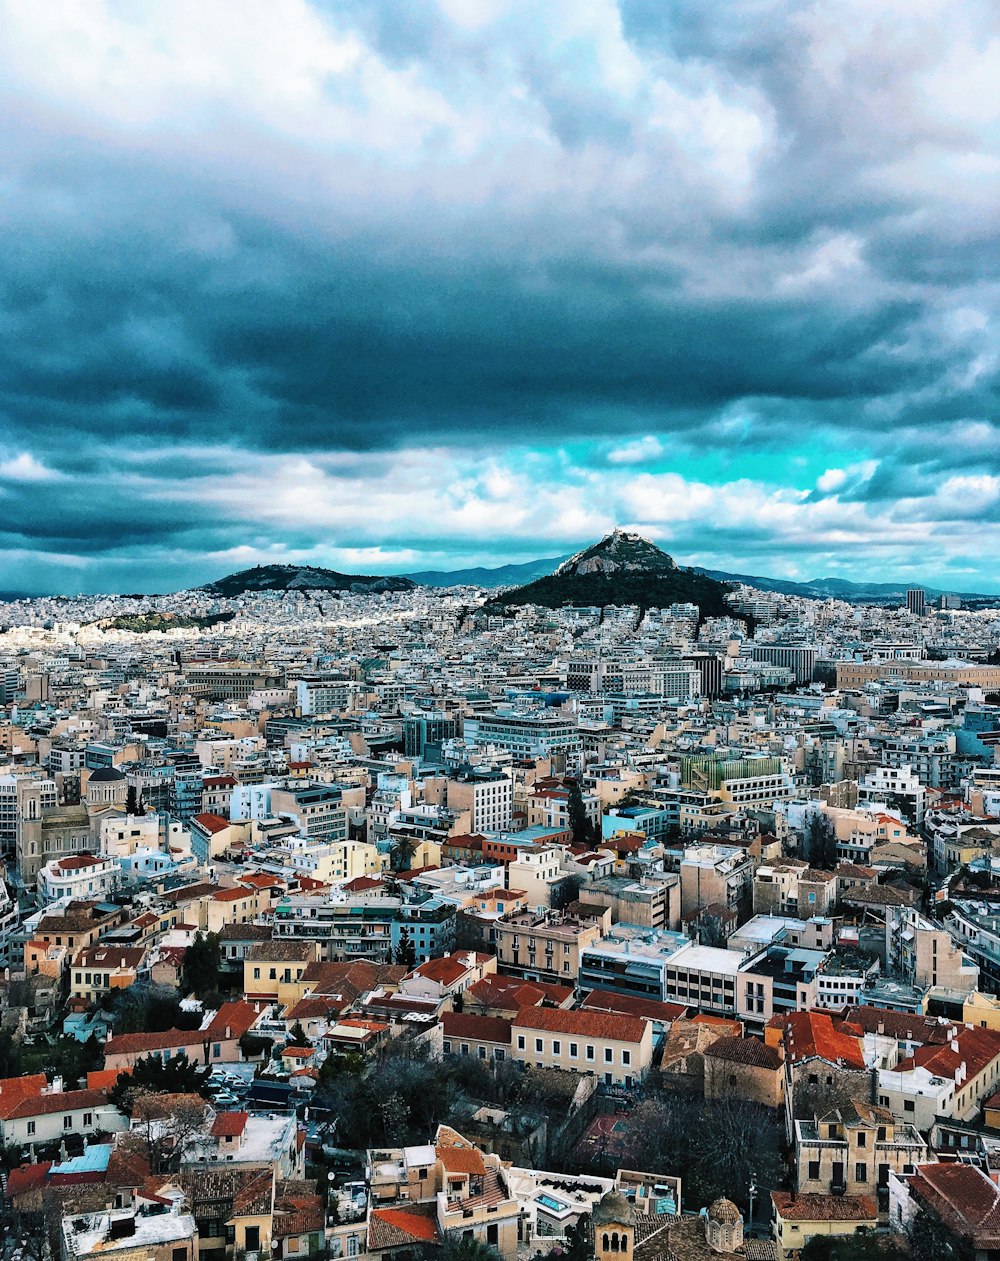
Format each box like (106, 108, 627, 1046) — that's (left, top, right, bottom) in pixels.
(464, 974, 574, 1017)
(70, 945, 146, 1001)
(877, 1022, 1000, 1129)
(103, 1001, 267, 1070)
(61, 1203, 198, 1261)
(184, 1110, 305, 1179)
(770, 1191, 878, 1259)
(441, 1013, 512, 1062)
(364, 1125, 520, 1261)
(890, 1161, 1000, 1256)
(399, 951, 496, 1003)
(0, 1081, 127, 1148)
(243, 941, 321, 1004)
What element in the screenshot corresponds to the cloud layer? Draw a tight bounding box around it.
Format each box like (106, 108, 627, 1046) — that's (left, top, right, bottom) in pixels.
(1, 0, 998, 592)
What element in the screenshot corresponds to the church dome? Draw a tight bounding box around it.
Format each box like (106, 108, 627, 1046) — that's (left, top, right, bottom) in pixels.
(88, 766, 126, 782)
(593, 1190, 636, 1228)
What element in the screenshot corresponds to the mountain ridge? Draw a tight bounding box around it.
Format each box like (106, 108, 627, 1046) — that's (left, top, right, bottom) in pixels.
(198, 564, 415, 597)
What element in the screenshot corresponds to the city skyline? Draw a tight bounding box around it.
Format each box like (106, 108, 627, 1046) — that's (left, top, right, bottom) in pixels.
(3, 1, 1000, 594)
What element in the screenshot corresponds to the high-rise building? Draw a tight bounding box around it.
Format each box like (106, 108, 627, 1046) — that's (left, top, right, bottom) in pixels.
(906, 588, 926, 616)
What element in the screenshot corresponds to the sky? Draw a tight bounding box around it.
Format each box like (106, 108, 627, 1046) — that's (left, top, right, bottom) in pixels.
(1, 0, 1000, 595)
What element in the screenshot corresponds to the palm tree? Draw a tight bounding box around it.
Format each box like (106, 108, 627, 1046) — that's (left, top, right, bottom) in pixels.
(391, 833, 418, 872)
(426, 1235, 500, 1261)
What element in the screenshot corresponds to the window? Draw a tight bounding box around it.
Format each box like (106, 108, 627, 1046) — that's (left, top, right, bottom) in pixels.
(570, 1042, 578, 1058)
(535, 1038, 544, 1053)
(517, 1036, 526, 1051)
(622, 1050, 631, 1066)
(855, 1164, 867, 1182)
(586, 1045, 595, 1061)
(553, 1040, 561, 1054)
(857, 1132, 867, 1148)
(253, 967, 261, 980)
(245, 1228, 261, 1252)
(808, 1161, 820, 1180)
(173, 1250, 187, 1261)
(27, 1121, 35, 1136)
(904, 1101, 915, 1113)
(83, 1112, 93, 1126)
(604, 1048, 613, 1063)
(63, 1115, 72, 1130)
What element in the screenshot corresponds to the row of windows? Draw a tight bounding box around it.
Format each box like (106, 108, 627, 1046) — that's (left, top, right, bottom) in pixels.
(25, 1111, 94, 1135)
(513, 1035, 631, 1065)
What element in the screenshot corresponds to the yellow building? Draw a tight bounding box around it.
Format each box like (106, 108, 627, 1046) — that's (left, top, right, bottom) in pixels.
(244, 940, 320, 1004)
(771, 1191, 877, 1259)
(70, 944, 145, 1001)
(511, 1005, 653, 1086)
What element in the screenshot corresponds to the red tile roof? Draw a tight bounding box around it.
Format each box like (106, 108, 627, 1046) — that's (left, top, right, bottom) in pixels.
(5, 1088, 108, 1120)
(192, 813, 231, 833)
(895, 1024, 1000, 1081)
(705, 1035, 783, 1070)
(0, 1075, 48, 1121)
(368, 1205, 440, 1250)
(772, 1010, 866, 1069)
(771, 1191, 877, 1222)
(906, 1162, 1000, 1247)
(513, 1005, 648, 1044)
(211, 1111, 249, 1138)
(442, 1013, 512, 1045)
(580, 989, 688, 1023)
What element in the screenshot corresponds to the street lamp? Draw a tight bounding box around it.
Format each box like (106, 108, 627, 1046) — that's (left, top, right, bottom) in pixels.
(747, 1175, 757, 1237)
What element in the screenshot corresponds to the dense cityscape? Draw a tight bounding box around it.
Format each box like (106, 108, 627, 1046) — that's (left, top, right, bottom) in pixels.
(0, 530, 999, 1261)
(5, 1, 1000, 1259)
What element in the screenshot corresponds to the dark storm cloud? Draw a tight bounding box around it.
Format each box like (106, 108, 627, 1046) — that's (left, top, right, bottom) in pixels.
(0, 0, 998, 590)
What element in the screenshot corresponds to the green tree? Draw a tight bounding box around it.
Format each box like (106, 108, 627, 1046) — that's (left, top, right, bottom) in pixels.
(805, 813, 838, 869)
(109, 982, 198, 1034)
(801, 1233, 910, 1261)
(0, 1028, 22, 1077)
(288, 1021, 310, 1048)
(566, 779, 595, 846)
(109, 1052, 210, 1112)
(394, 925, 417, 969)
(184, 931, 221, 997)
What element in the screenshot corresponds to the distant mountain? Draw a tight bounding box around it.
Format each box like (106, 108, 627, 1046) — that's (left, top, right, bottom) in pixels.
(406, 555, 571, 588)
(198, 564, 415, 597)
(485, 529, 744, 620)
(692, 568, 996, 603)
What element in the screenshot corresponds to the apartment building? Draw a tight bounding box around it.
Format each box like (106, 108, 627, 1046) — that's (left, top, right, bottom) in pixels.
(679, 844, 753, 918)
(492, 908, 607, 985)
(270, 782, 349, 843)
(577, 872, 681, 931)
(447, 767, 513, 834)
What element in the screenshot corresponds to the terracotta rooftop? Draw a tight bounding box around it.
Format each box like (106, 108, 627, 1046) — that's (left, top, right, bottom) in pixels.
(513, 1004, 648, 1043)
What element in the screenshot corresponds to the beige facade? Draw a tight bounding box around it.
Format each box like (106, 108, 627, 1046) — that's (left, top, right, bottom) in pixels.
(511, 1006, 653, 1086)
(836, 660, 1000, 688)
(492, 908, 607, 985)
(703, 1037, 784, 1108)
(795, 1103, 927, 1198)
(244, 940, 321, 1003)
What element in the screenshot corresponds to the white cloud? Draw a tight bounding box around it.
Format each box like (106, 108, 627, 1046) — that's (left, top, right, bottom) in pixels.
(0, 452, 59, 482)
(607, 435, 664, 465)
